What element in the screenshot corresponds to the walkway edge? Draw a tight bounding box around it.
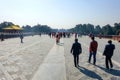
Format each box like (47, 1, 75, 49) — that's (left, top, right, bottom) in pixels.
(32, 40, 66, 80)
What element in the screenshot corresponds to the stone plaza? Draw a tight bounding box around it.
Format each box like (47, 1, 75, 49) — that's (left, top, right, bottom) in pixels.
(0, 35, 120, 80)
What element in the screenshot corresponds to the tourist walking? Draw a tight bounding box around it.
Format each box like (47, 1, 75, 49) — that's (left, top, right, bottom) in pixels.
(88, 36, 98, 65)
(71, 38, 82, 67)
(56, 33, 60, 44)
(0, 33, 4, 41)
(20, 33, 24, 43)
(75, 33, 77, 39)
(103, 40, 115, 69)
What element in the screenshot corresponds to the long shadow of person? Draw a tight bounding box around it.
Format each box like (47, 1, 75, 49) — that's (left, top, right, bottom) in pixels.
(77, 66, 103, 80)
(95, 65, 120, 76)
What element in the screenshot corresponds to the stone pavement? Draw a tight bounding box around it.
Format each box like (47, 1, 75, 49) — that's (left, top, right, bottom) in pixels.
(0, 35, 55, 80)
(0, 35, 120, 80)
(32, 39, 66, 80)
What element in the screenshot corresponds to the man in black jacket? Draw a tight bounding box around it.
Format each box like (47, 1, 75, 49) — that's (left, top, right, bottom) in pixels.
(71, 38, 82, 67)
(103, 40, 115, 69)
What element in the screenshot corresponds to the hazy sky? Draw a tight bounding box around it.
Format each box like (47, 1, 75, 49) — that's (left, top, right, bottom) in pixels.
(0, 0, 120, 29)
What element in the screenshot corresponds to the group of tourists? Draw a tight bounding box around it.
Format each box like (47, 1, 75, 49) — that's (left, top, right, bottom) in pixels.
(53, 32, 71, 44)
(71, 36, 115, 70)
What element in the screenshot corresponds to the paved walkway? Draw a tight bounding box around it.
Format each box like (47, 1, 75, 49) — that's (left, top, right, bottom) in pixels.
(32, 39, 66, 80)
(0, 35, 120, 80)
(32, 36, 120, 80)
(0, 35, 55, 80)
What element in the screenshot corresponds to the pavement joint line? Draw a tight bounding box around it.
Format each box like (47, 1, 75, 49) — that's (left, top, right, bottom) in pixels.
(0, 62, 13, 80)
(0, 38, 41, 80)
(81, 41, 120, 67)
(20, 75, 27, 80)
(0, 40, 42, 60)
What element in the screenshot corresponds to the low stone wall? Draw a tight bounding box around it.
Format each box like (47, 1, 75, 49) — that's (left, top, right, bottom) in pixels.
(97, 35, 120, 42)
(112, 35, 120, 42)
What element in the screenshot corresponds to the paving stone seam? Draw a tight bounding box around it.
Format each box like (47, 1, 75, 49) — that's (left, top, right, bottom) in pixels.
(0, 63, 13, 80)
(0, 40, 42, 60)
(32, 38, 67, 80)
(61, 38, 67, 80)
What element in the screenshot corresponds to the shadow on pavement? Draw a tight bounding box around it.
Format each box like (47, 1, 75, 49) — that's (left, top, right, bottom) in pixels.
(57, 43, 64, 46)
(95, 65, 120, 76)
(77, 66, 103, 80)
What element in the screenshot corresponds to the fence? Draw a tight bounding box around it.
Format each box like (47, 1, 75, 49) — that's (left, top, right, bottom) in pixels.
(0, 32, 39, 41)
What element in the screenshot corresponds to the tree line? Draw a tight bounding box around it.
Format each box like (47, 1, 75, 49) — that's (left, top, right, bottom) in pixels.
(0, 21, 53, 33)
(0, 21, 120, 35)
(68, 23, 120, 35)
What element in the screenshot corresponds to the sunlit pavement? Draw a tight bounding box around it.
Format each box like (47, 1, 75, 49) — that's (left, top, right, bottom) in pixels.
(0, 35, 55, 80)
(0, 35, 120, 80)
(32, 39, 66, 80)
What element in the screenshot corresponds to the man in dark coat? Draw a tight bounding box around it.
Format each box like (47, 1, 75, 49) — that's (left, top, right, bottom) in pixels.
(71, 38, 82, 67)
(103, 40, 115, 69)
(0, 33, 4, 41)
(20, 33, 24, 43)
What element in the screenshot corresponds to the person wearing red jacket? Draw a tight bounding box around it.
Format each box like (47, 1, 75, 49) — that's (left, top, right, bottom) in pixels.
(88, 36, 98, 65)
